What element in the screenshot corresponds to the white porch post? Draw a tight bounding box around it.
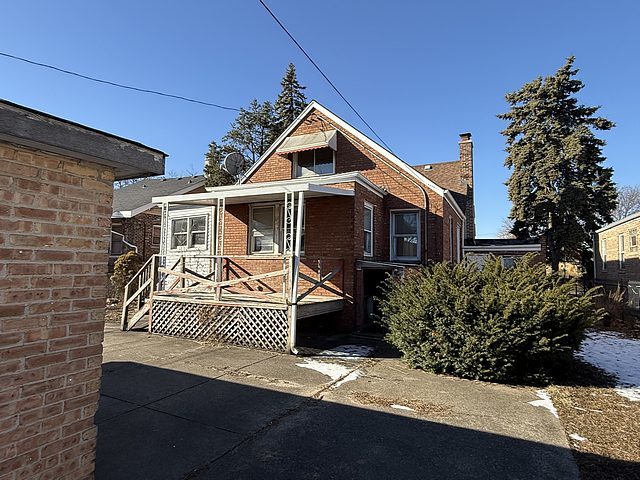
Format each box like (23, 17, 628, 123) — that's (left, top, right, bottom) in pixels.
(288, 191, 304, 354)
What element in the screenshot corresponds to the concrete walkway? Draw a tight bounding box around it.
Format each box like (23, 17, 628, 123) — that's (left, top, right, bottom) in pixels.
(96, 324, 579, 479)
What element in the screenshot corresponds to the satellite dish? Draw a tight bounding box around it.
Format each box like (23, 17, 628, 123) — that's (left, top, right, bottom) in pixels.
(223, 152, 245, 177)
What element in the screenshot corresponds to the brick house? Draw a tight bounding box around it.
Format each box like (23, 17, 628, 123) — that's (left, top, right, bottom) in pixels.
(594, 211, 640, 308)
(110, 176, 206, 266)
(0, 100, 165, 479)
(126, 101, 471, 352)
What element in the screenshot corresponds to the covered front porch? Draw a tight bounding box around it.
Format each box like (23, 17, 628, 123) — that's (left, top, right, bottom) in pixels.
(120, 175, 374, 353)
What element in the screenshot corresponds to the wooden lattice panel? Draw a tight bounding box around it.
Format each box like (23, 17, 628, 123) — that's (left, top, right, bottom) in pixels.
(151, 298, 289, 352)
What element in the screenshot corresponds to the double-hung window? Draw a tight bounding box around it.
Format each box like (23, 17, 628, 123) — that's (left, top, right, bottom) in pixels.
(171, 216, 207, 249)
(364, 203, 373, 257)
(619, 234, 625, 269)
(630, 228, 638, 252)
(294, 148, 335, 177)
(250, 206, 276, 254)
(391, 211, 419, 261)
(152, 225, 161, 246)
(601, 238, 607, 270)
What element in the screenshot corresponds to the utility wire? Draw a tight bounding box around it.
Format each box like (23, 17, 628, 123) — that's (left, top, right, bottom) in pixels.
(258, 0, 393, 152)
(0, 51, 240, 112)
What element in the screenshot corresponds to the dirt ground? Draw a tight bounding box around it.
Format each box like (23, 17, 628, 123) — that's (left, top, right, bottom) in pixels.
(549, 362, 640, 480)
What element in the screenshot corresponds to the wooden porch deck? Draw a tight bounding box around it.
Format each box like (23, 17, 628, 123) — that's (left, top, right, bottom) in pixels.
(153, 290, 344, 319)
(121, 254, 346, 352)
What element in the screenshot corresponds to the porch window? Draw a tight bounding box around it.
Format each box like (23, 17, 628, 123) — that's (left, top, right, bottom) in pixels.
(619, 234, 625, 269)
(294, 148, 335, 177)
(152, 225, 161, 246)
(251, 206, 275, 253)
(364, 203, 373, 257)
(391, 211, 419, 261)
(601, 238, 607, 270)
(171, 216, 207, 249)
(110, 231, 124, 256)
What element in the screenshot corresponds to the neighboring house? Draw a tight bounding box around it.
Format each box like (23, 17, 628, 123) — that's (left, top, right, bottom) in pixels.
(110, 176, 207, 265)
(0, 99, 165, 479)
(594, 211, 640, 308)
(125, 100, 473, 352)
(464, 238, 544, 268)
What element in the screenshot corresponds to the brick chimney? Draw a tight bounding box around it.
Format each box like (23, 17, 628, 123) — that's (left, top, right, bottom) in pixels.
(459, 133, 475, 240)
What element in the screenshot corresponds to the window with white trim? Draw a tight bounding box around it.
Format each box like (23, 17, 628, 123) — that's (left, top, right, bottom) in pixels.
(619, 234, 625, 269)
(294, 148, 335, 177)
(456, 223, 462, 263)
(250, 206, 275, 254)
(630, 228, 638, 252)
(364, 203, 373, 257)
(391, 211, 419, 261)
(448, 215, 454, 261)
(171, 216, 207, 249)
(601, 238, 607, 270)
(152, 225, 161, 246)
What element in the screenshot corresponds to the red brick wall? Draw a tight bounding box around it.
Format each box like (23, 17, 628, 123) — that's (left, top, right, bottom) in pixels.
(0, 142, 114, 479)
(245, 109, 464, 263)
(112, 213, 161, 260)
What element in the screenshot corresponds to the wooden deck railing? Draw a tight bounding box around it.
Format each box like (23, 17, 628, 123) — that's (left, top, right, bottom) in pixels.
(121, 254, 346, 331)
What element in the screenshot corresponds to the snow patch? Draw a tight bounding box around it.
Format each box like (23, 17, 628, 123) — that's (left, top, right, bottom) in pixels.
(569, 433, 587, 442)
(577, 331, 640, 401)
(528, 389, 558, 418)
(296, 359, 350, 381)
(333, 370, 361, 388)
(391, 404, 415, 412)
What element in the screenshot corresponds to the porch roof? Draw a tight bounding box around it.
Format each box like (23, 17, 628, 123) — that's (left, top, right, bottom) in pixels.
(152, 172, 386, 206)
(153, 181, 351, 206)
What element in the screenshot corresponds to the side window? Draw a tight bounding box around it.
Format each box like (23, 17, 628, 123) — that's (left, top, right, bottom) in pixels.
(619, 234, 625, 269)
(391, 211, 419, 261)
(601, 238, 607, 270)
(152, 225, 161, 246)
(364, 203, 373, 257)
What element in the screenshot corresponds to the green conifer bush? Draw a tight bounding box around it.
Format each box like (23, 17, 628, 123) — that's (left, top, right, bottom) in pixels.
(378, 256, 601, 383)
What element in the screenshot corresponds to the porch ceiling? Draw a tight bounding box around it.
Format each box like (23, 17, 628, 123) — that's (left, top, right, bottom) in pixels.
(152, 182, 354, 206)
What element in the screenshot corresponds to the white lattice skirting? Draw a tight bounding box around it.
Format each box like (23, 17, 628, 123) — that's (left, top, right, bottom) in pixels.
(151, 298, 289, 352)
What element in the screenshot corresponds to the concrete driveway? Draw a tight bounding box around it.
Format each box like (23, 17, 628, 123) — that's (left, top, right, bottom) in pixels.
(96, 324, 579, 479)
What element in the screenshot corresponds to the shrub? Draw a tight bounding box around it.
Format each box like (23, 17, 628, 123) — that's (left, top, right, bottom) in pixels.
(110, 251, 144, 299)
(378, 255, 602, 383)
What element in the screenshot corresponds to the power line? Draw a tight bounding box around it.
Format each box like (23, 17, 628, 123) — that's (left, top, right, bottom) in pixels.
(0, 51, 240, 112)
(258, 0, 393, 152)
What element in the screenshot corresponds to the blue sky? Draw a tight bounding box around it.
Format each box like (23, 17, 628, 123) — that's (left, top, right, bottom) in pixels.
(1, 1, 638, 236)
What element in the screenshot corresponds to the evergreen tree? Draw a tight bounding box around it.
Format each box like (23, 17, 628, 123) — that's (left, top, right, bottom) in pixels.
(499, 57, 617, 271)
(274, 63, 307, 137)
(203, 140, 235, 187)
(222, 99, 277, 166)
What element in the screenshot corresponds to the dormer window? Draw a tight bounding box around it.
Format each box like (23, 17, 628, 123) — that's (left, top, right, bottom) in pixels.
(294, 148, 335, 177)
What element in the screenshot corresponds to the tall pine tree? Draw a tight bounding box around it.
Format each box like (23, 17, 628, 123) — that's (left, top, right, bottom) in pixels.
(499, 57, 617, 271)
(274, 63, 307, 137)
(222, 99, 277, 165)
(203, 140, 235, 187)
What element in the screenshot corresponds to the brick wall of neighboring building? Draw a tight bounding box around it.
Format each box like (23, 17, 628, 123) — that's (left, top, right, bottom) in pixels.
(0, 142, 114, 480)
(245, 109, 465, 263)
(595, 214, 640, 288)
(111, 213, 161, 261)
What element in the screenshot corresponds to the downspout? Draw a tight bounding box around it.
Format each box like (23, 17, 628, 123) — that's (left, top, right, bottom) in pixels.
(289, 191, 304, 354)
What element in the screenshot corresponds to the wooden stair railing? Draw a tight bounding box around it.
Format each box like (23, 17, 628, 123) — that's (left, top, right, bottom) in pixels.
(120, 255, 160, 330)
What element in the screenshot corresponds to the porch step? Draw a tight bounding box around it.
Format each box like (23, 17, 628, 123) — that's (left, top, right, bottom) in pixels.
(125, 303, 150, 331)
